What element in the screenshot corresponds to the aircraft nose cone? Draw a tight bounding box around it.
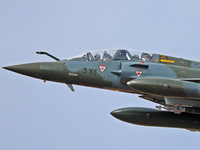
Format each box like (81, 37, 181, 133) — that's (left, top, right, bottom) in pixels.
(3, 63, 40, 78)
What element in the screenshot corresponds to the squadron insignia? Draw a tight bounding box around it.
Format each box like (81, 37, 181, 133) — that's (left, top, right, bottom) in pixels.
(100, 64, 106, 72)
(136, 69, 142, 77)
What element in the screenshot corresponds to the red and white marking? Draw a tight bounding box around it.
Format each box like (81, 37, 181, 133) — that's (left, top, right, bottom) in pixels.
(139, 62, 145, 64)
(136, 69, 142, 77)
(100, 64, 106, 72)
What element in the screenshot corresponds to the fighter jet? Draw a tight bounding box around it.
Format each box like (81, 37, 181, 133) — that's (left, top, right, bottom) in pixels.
(3, 49, 200, 131)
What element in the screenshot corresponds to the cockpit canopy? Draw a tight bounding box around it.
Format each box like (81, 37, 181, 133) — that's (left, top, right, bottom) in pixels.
(67, 49, 153, 62)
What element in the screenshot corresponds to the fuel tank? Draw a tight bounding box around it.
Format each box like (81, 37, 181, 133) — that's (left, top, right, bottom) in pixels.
(111, 107, 200, 131)
(127, 78, 200, 99)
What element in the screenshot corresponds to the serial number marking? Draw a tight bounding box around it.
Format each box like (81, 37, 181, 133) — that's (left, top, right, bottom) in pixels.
(83, 68, 97, 75)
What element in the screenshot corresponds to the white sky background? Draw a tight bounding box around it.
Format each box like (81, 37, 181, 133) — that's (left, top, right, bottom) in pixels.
(1, 0, 200, 150)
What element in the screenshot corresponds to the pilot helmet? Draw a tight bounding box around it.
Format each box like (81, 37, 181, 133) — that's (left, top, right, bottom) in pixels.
(94, 54, 101, 60)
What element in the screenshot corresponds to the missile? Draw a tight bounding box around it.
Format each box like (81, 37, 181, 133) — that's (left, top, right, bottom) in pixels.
(127, 78, 200, 99)
(111, 107, 200, 131)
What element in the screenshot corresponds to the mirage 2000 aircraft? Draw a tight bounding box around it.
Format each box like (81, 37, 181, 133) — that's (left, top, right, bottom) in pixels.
(3, 49, 200, 131)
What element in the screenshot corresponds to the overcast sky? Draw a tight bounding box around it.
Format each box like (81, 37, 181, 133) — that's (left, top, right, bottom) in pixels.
(1, 1, 200, 150)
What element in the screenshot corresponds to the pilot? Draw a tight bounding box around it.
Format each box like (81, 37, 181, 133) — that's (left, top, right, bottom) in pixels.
(133, 54, 140, 60)
(103, 51, 112, 61)
(94, 54, 101, 61)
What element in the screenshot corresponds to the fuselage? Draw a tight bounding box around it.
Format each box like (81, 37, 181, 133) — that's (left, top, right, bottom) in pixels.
(4, 49, 200, 131)
(4, 49, 200, 95)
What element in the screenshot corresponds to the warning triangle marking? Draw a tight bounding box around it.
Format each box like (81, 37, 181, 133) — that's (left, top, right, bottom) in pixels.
(100, 66, 105, 72)
(136, 71, 142, 77)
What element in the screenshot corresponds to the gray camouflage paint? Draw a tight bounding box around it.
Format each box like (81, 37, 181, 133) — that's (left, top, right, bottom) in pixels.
(3, 49, 200, 131)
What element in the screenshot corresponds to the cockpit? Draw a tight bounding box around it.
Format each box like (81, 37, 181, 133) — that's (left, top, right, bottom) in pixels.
(67, 49, 153, 62)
